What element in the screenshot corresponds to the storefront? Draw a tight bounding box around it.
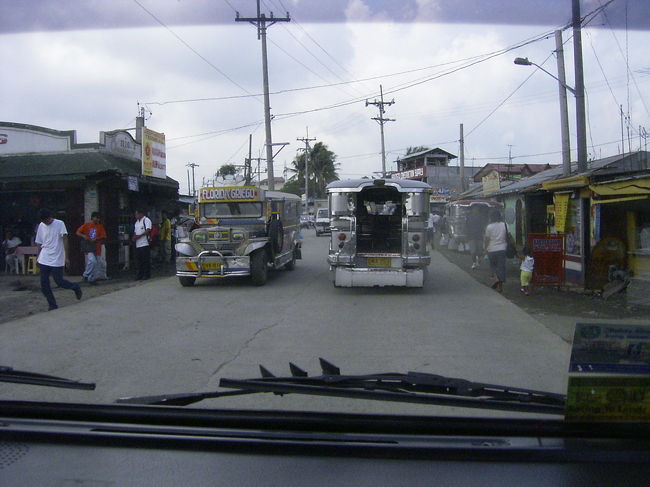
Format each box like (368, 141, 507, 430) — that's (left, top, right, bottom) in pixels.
(0, 123, 179, 274)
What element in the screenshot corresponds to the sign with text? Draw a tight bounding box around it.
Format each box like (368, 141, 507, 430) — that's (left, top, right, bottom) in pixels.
(392, 167, 425, 180)
(528, 233, 564, 285)
(141, 128, 166, 179)
(566, 323, 650, 422)
(199, 186, 261, 203)
(553, 193, 569, 233)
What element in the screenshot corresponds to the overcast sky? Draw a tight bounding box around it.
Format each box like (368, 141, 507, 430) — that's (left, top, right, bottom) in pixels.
(2, 0, 649, 191)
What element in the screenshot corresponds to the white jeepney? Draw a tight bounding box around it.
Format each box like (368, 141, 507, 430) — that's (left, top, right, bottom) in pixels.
(175, 184, 302, 286)
(326, 178, 432, 287)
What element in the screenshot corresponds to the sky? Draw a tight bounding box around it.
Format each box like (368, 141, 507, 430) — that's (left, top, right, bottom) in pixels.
(2, 0, 649, 192)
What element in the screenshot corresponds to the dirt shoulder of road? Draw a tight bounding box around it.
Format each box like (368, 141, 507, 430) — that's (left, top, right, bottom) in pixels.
(435, 242, 650, 342)
(0, 263, 176, 326)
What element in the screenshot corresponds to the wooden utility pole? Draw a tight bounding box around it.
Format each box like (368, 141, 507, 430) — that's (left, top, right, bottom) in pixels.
(572, 0, 588, 172)
(366, 85, 395, 178)
(236, 0, 290, 190)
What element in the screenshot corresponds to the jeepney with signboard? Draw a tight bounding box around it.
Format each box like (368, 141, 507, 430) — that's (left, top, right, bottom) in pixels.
(326, 179, 432, 287)
(174, 184, 302, 286)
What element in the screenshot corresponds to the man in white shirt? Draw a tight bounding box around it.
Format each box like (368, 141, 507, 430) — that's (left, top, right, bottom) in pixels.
(35, 208, 82, 311)
(2, 230, 22, 273)
(132, 209, 152, 280)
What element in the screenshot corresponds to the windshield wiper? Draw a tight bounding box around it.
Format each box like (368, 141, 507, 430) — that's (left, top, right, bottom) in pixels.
(0, 366, 95, 390)
(118, 359, 565, 415)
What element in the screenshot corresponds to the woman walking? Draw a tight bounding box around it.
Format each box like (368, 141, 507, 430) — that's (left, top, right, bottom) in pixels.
(484, 210, 508, 292)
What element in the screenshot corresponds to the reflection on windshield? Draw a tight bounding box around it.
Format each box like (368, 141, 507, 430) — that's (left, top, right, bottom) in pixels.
(202, 202, 262, 218)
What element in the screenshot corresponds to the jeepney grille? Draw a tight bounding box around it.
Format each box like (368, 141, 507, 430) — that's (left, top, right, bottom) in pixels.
(200, 243, 236, 254)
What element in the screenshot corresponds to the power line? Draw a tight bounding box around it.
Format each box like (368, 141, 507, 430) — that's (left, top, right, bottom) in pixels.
(132, 0, 258, 100)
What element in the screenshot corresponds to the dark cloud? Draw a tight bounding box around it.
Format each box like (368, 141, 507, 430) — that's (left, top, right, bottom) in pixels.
(2, 0, 649, 34)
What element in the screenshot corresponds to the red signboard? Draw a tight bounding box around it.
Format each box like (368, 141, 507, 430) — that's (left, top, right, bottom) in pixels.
(528, 233, 565, 285)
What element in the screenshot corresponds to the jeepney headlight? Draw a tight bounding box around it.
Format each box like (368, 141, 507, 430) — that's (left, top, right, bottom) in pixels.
(193, 232, 207, 243)
(232, 231, 245, 241)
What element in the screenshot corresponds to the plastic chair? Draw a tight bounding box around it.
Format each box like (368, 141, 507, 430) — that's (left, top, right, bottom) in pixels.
(26, 256, 39, 275)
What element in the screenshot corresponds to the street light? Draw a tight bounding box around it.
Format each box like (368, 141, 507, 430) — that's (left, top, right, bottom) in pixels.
(513, 57, 575, 95)
(514, 31, 576, 177)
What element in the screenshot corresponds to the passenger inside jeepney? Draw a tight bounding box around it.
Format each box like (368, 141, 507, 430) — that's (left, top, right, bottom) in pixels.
(355, 190, 402, 253)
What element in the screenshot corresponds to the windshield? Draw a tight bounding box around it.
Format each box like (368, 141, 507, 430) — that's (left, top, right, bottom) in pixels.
(1, 0, 650, 425)
(201, 202, 262, 218)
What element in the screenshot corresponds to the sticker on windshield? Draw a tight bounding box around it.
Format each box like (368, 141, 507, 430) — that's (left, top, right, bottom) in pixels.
(566, 323, 650, 422)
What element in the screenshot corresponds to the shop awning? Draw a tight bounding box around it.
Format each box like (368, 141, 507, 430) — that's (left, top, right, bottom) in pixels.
(590, 177, 650, 196)
(541, 175, 589, 191)
(592, 195, 649, 205)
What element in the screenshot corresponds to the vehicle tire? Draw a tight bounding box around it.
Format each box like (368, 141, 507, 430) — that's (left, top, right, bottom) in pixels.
(178, 276, 195, 287)
(250, 249, 268, 286)
(284, 247, 297, 270)
(268, 218, 283, 254)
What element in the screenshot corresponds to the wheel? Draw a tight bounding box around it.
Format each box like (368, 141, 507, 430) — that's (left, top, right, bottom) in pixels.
(250, 249, 268, 286)
(178, 276, 195, 287)
(284, 247, 297, 270)
(268, 219, 283, 254)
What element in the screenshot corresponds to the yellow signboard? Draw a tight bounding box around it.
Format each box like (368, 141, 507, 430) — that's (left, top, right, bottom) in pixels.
(142, 127, 166, 179)
(553, 193, 569, 233)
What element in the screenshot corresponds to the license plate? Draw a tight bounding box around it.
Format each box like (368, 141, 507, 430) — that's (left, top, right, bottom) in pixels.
(367, 257, 391, 267)
(201, 262, 222, 270)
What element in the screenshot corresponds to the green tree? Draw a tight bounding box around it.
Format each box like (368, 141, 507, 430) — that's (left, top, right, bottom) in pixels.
(288, 142, 339, 198)
(280, 179, 303, 197)
(217, 164, 237, 177)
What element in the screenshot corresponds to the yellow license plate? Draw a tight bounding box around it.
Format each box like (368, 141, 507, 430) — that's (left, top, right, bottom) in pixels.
(367, 257, 391, 267)
(201, 262, 222, 270)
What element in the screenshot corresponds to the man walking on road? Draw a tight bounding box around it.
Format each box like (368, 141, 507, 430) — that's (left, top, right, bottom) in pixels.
(132, 209, 152, 280)
(76, 212, 106, 285)
(35, 208, 82, 310)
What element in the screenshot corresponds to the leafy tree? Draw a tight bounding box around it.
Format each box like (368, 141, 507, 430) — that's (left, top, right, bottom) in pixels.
(217, 164, 237, 177)
(280, 179, 303, 197)
(288, 142, 339, 198)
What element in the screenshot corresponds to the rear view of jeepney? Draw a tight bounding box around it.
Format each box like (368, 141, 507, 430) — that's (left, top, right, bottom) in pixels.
(175, 185, 301, 286)
(327, 179, 432, 287)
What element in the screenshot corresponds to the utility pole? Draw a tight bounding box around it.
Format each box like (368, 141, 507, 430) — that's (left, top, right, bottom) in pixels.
(236, 0, 290, 191)
(572, 0, 588, 172)
(186, 162, 199, 196)
(555, 29, 572, 176)
(297, 127, 316, 215)
(459, 124, 466, 191)
(244, 134, 253, 185)
(366, 85, 395, 178)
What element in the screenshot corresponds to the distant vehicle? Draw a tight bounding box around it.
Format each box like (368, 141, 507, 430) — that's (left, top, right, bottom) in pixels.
(326, 178, 432, 287)
(444, 199, 502, 250)
(315, 208, 331, 236)
(175, 185, 302, 286)
(300, 214, 314, 229)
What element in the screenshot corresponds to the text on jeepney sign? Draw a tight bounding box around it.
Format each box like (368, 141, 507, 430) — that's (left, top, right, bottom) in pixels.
(199, 186, 261, 202)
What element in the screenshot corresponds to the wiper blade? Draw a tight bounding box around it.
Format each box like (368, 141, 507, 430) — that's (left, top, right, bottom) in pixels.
(117, 390, 254, 406)
(0, 366, 95, 390)
(118, 359, 565, 414)
(218, 359, 565, 415)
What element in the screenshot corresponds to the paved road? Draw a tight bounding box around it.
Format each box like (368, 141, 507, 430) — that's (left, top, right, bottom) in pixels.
(0, 231, 571, 417)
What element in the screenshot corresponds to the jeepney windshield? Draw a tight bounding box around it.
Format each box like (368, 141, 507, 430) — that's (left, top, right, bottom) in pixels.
(201, 202, 263, 218)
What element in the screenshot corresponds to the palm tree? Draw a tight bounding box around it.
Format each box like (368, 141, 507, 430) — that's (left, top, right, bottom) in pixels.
(289, 142, 339, 198)
(405, 146, 430, 156)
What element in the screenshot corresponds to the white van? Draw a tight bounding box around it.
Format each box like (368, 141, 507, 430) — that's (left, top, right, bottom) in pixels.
(315, 208, 331, 236)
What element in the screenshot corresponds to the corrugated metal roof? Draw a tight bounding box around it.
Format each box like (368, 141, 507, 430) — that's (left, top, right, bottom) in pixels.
(492, 151, 650, 196)
(0, 151, 178, 187)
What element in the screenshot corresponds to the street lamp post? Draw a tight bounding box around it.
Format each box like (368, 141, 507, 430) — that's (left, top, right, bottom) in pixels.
(514, 51, 575, 178)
